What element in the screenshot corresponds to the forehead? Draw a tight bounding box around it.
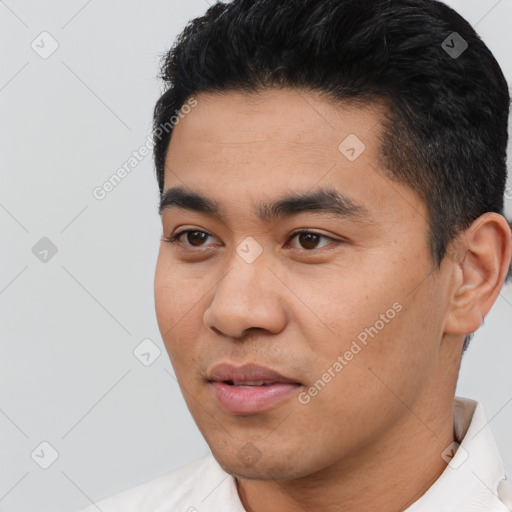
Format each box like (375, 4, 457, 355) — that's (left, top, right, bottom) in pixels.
(162, 88, 427, 229)
(165, 88, 382, 187)
(169, 88, 384, 150)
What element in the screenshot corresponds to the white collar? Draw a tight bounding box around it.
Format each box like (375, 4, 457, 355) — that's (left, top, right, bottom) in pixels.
(404, 396, 512, 512)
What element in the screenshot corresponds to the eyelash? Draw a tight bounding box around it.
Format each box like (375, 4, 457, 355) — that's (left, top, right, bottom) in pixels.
(162, 229, 341, 251)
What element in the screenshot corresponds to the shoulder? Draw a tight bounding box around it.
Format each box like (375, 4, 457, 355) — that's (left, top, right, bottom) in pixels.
(74, 453, 231, 512)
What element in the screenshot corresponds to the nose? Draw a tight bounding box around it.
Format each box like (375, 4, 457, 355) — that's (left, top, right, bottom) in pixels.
(203, 250, 288, 340)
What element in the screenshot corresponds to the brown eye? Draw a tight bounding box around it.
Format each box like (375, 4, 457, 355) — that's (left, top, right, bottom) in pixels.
(164, 230, 213, 247)
(289, 230, 338, 251)
(184, 231, 210, 246)
(297, 232, 321, 250)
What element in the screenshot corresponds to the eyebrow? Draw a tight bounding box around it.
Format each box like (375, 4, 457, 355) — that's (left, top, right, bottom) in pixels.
(158, 186, 373, 224)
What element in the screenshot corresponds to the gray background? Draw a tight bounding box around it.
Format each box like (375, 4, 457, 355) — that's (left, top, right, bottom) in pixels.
(0, 1, 511, 511)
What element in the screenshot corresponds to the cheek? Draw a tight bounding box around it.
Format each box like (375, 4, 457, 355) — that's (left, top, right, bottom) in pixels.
(290, 259, 434, 394)
(154, 253, 213, 369)
(287, 268, 395, 357)
(154, 252, 200, 327)
(154, 259, 177, 333)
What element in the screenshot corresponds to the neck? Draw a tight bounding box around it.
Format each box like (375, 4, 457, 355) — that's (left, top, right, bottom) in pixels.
(236, 393, 456, 512)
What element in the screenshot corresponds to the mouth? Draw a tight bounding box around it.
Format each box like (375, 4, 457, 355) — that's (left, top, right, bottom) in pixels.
(222, 380, 288, 387)
(207, 363, 302, 415)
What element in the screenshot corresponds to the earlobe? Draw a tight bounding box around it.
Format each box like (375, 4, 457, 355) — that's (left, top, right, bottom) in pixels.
(444, 213, 512, 337)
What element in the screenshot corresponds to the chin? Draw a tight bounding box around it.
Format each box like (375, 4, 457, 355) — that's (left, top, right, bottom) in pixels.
(212, 448, 314, 481)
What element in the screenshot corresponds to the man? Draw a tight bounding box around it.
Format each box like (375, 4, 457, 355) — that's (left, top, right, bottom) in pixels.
(77, 0, 512, 510)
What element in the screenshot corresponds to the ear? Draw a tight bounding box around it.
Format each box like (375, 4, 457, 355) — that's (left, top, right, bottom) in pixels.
(444, 212, 512, 336)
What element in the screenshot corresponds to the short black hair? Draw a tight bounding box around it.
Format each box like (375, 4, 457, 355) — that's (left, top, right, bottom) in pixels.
(153, 0, 511, 353)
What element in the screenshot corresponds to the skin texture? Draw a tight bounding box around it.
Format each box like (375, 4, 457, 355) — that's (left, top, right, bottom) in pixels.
(154, 88, 512, 512)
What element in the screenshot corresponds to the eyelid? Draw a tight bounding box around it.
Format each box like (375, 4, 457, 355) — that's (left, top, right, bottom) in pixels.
(165, 228, 217, 247)
(166, 228, 343, 250)
(287, 229, 342, 249)
(289, 228, 337, 239)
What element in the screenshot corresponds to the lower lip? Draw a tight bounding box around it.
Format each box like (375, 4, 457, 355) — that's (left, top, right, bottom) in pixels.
(210, 381, 301, 415)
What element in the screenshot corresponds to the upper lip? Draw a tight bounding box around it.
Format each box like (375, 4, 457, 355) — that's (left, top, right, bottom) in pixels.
(207, 363, 300, 385)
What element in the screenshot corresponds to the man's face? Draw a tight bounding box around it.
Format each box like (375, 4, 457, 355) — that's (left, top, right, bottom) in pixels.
(154, 89, 453, 480)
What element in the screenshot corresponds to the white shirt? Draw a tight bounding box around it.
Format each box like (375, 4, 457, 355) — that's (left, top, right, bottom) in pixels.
(75, 396, 512, 511)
